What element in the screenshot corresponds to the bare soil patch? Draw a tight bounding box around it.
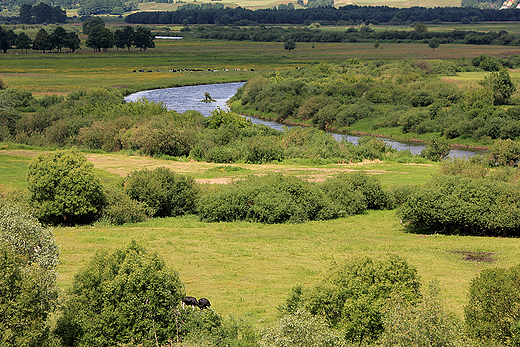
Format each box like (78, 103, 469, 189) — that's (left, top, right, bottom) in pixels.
(450, 250, 495, 263)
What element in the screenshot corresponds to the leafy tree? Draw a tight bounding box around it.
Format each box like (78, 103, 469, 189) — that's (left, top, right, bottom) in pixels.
(374, 40, 380, 49)
(284, 39, 296, 52)
(31, 3, 67, 23)
(465, 263, 520, 346)
(64, 31, 81, 52)
(85, 24, 114, 51)
(480, 68, 517, 105)
(19, 4, 33, 23)
(15, 31, 32, 53)
(123, 167, 198, 217)
(489, 138, 520, 166)
(414, 23, 428, 35)
(114, 26, 134, 51)
(0, 203, 59, 347)
(82, 16, 105, 35)
(284, 256, 421, 344)
(27, 148, 106, 225)
(51, 26, 68, 52)
(55, 241, 185, 347)
(32, 28, 53, 53)
(0, 26, 16, 53)
(428, 37, 440, 51)
(132, 26, 155, 51)
(207, 107, 252, 129)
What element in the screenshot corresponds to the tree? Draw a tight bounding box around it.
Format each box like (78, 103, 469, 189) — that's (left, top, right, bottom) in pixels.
(465, 263, 520, 345)
(55, 241, 185, 347)
(480, 68, 517, 105)
(15, 31, 32, 53)
(82, 16, 105, 35)
(27, 148, 106, 225)
(114, 26, 134, 51)
(0, 203, 59, 347)
(0, 26, 16, 53)
(19, 4, 33, 24)
(374, 40, 380, 49)
(420, 137, 450, 161)
(85, 25, 114, 51)
(51, 26, 68, 52)
(428, 37, 440, 51)
(132, 26, 155, 51)
(64, 31, 81, 52)
(32, 28, 53, 53)
(284, 39, 296, 52)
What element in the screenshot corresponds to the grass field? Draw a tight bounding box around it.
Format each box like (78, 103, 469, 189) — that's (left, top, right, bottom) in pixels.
(2, 148, 519, 328)
(2, 37, 520, 96)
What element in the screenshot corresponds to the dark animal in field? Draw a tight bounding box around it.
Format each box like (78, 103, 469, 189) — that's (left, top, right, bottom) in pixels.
(182, 296, 199, 309)
(198, 298, 211, 310)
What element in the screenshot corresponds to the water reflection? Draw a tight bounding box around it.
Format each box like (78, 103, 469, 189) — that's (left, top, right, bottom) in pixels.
(125, 83, 486, 159)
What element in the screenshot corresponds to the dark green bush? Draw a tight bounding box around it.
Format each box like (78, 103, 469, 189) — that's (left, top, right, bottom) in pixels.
(198, 174, 335, 224)
(398, 175, 520, 236)
(123, 167, 198, 218)
(465, 263, 520, 346)
(102, 185, 151, 225)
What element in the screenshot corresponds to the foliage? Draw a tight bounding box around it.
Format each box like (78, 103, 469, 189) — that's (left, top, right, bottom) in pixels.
(207, 107, 251, 129)
(0, 203, 59, 347)
(27, 148, 106, 225)
(260, 310, 346, 347)
(480, 68, 517, 105)
(177, 309, 258, 346)
(465, 263, 520, 346)
(283, 39, 296, 52)
(123, 167, 198, 218)
(420, 137, 450, 161)
(282, 256, 421, 344)
(198, 174, 335, 224)
(55, 241, 185, 347)
(397, 174, 520, 236)
(428, 37, 440, 51)
(319, 172, 387, 215)
(489, 139, 520, 166)
(378, 281, 469, 347)
(102, 185, 151, 225)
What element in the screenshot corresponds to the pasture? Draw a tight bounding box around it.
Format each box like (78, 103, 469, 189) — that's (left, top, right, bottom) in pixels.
(1, 149, 520, 327)
(3, 37, 520, 96)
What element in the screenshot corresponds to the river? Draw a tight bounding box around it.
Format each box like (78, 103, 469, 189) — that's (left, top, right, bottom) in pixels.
(124, 82, 486, 158)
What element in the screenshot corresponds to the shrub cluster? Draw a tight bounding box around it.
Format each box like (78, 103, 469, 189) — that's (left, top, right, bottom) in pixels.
(398, 174, 520, 236)
(198, 172, 387, 224)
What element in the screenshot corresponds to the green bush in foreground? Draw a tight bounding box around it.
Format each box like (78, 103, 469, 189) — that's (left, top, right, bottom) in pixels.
(56, 241, 184, 347)
(465, 263, 520, 346)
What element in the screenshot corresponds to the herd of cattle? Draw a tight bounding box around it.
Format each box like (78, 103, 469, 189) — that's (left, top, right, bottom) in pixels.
(182, 296, 211, 310)
(132, 68, 254, 72)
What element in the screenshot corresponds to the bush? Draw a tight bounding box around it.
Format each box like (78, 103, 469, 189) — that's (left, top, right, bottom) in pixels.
(102, 185, 151, 225)
(489, 139, 520, 166)
(260, 310, 346, 347)
(379, 281, 469, 347)
(27, 148, 106, 225)
(420, 137, 450, 161)
(465, 263, 520, 346)
(55, 241, 184, 347)
(285, 256, 421, 344)
(198, 174, 335, 223)
(0, 203, 59, 347)
(397, 175, 520, 236)
(123, 167, 198, 217)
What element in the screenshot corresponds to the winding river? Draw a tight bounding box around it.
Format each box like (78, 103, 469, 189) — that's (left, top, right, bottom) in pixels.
(125, 82, 487, 158)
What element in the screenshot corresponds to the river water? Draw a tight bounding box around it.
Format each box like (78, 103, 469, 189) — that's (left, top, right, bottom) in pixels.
(125, 82, 486, 158)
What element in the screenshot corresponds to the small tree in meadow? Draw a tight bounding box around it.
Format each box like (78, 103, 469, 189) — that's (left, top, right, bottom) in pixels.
(284, 39, 296, 52)
(428, 37, 440, 51)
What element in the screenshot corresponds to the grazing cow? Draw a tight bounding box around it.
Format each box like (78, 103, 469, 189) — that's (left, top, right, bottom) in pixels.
(182, 296, 199, 310)
(198, 298, 211, 310)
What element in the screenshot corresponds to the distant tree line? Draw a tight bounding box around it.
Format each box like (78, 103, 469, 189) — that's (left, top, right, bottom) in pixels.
(187, 24, 520, 47)
(0, 25, 80, 53)
(125, 5, 520, 25)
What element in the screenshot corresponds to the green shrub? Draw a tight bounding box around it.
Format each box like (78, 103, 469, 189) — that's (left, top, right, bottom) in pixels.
(102, 185, 151, 225)
(283, 256, 421, 344)
(243, 135, 284, 163)
(27, 148, 106, 225)
(198, 174, 335, 223)
(387, 184, 417, 209)
(489, 139, 520, 166)
(260, 310, 346, 347)
(465, 263, 520, 346)
(55, 241, 184, 347)
(420, 137, 450, 161)
(398, 175, 520, 236)
(379, 281, 469, 347)
(123, 167, 198, 218)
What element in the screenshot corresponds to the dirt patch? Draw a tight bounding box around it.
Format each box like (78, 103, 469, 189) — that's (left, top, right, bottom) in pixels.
(449, 251, 495, 263)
